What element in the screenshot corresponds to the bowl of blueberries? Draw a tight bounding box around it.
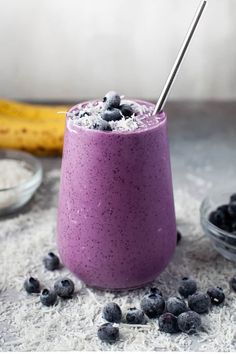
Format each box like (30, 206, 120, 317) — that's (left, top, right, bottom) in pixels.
(200, 191, 236, 262)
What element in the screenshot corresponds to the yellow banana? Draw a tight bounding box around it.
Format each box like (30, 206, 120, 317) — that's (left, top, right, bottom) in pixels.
(0, 99, 70, 156)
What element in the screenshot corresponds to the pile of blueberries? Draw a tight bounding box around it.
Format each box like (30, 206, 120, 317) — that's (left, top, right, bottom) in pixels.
(24, 252, 75, 306)
(98, 277, 236, 344)
(76, 91, 134, 131)
(209, 193, 236, 236)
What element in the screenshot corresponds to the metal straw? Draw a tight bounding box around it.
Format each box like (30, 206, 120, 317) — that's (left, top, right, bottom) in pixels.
(153, 0, 207, 115)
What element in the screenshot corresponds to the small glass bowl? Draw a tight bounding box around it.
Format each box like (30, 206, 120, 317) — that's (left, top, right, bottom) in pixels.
(200, 191, 236, 262)
(0, 149, 43, 216)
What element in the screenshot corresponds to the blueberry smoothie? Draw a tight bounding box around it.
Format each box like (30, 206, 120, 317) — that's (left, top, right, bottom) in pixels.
(57, 92, 176, 290)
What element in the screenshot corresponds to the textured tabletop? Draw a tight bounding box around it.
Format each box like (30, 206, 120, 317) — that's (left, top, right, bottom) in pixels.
(1, 101, 236, 351)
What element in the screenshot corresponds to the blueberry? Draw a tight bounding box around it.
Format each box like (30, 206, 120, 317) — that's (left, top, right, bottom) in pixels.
(207, 287, 225, 305)
(177, 311, 201, 334)
(232, 221, 236, 232)
(120, 104, 134, 117)
(103, 91, 121, 109)
(188, 292, 211, 314)
(24, 277, 40, 294)
(97, 323, 119, 344)
(178, 277, 197, 298)
(54, 278, 75, 299)
(229, 276, 236, 291)
(177, 230, 182, 244)
(101, 108, 122, 122)
(40, 289, 57, 306)
(79, 111, 91, 118)
(228, 202, 236, 218)
(141, 290, 165, 318)
(102, 302, 122, 323)
(230, 193, 236, 204)
(209, 210, 225, 228)
(92, 120, 112, 131)
(158, 313, 179, 334)
(126, 307, 146, 324)
(43, 252, 60, 271)
(165, 296, 188, 316)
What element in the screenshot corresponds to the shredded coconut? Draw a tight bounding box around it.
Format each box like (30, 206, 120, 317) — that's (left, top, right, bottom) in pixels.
(0, 159, 33, 210)
(1, 169, 236, 351)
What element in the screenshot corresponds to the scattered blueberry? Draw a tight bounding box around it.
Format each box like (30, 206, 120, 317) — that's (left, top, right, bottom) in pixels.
(101, 108, 122, 122)
(230, 193, 236, 204)
(177, 230, 182, 244)
(120, 104, 134, 117)
(165, 296, 188, 316)
(97, 323, 119, 344)
(40, 289, 57, 306)
(207, 287, 225, 305)
(54, 278, 75, 299)
(177, 311, 201, 334)
(158, 313, 179, 334)
(92, 120, 112, 131)
(188, 292, 211, 314)
(102, 302, 122, 323)
(24, 277, 40, 294)
(229, 276, 236, 291)
(126, 307, 146, 324)
(103, 91, 121, 109)
(43, 252, 60, 271)
(178, 277, 197, 298)
(141, 289, 165, 318)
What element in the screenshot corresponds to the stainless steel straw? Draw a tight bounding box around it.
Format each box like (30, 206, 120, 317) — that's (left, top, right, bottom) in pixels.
(153, 0, 207, 115)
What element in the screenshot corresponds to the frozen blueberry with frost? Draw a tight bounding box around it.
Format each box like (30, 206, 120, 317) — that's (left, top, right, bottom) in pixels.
(177, 311, 201, 334)
(178, 277, 197, 298)
(97, 323, 119, 344)
(54, 278, 75, 299)
(101, 108, 122, 122)
(166, 296, 188, 316)
(40, 289, 57, 306)
(207, 287, 225, 305)
(141, 289, 165, 318)
(188, 292, 211, 314)
(24, 277, 40, 294)
(103, 91, 121, 109)
(158, 313, 179, 334)
(177, 230, 182, 244)
(126, 307, 146, 324)
(92, 120, 112, 131)
(120, 104, 134, 117)
(230, 276, 236, 291)
(102, 302, 122, 323)
(43, 252, 60, 271)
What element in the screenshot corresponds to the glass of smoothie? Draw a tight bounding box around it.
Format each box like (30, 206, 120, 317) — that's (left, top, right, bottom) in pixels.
(57, 92, 176, 290)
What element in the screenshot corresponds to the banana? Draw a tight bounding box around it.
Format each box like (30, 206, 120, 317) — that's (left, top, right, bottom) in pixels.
(0, 99, 70, 156)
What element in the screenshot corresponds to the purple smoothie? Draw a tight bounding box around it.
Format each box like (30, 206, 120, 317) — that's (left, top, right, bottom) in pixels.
(57, 99, 176, 290)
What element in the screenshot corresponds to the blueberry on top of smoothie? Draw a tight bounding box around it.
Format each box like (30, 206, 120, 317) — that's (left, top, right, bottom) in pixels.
(120, 104, 134, 117)
(103, 91, 121, 109)
(101, 108, 122, 122)
(92, 120, 112, 131)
